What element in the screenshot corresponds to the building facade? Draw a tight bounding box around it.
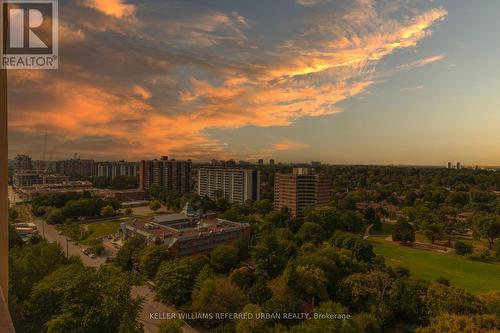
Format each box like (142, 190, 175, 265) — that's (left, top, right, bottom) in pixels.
(274, 167, 331, 218)
(198, 167, 260, 203)
(13, 172, 70, 188)
(123, 217, 250, 258)
(55, 159, 96, 178)
(97, 161, 138, 179)
(13, 154, 33, 171)
(139, 156, 192, 194)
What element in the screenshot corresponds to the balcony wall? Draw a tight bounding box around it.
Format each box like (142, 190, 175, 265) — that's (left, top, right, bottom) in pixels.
(0, 289, 15, 332)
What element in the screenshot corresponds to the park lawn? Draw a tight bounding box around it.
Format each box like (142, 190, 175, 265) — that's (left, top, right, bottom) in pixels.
(370, 236, 500, 293)
(80, 218, 129, 244)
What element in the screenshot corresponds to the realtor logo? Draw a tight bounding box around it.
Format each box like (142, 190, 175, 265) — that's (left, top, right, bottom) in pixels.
(1, 0, 58, 69)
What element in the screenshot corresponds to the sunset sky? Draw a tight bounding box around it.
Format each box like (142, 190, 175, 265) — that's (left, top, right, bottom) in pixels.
(7, 0, 500, 165)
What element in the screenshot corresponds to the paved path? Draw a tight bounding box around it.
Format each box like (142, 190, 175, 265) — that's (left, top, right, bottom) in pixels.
(132, 285, 198, 333)
(363, 223, 373, 240)
(30, 216, 197, 333)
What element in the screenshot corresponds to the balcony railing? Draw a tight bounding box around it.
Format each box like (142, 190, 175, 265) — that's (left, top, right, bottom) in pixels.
(0, 289, 15, 332)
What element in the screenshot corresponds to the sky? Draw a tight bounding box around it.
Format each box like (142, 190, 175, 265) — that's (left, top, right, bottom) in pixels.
(7, 0, 500, 165)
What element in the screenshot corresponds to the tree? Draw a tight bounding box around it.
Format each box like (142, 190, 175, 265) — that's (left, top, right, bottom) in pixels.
(115, 235, 147, 271)
(420, 220, 444, 244)
(235, 304, 267, 333)
(8, 207, 19, 221)
(473, 213, 500, 249)
(155, 255, 209, 306)
(265, 207, 291, 228)
(251, 228, 295, 278)
(248, 276, 272, 304)
(139, 245, 170, 278)
(159, 318, 184, 333)
(422, 283, 483, 318)
(285, 262, 328, 305)
(125, 207, 134, 216)
(330, 231, 375, 262)
(297, 222, 326, 245)
(149, 184, 162, 200)
(392, 218, 415, 244)
(341, 270, 394, 312)
(210, 244, 240, 273)
(445, 191, 470, 207)
(364, 207, 377, 222)
(389, 278, 429, 325)
(149, 200, 162, 212)
(305, 206, 363, 235)
(18, 264, 143, 333)
(101, 205, 116, 218)
(9, 241, 69, 304)
(454, 241, 472, 256)
(88, 237, 105, 255)
(417, 313, 498, 333)
(191, 277, 248, 328)
(46, 208, 65, 225)
(230, 267, 255, 289)
(290, 301, 358, 333)
(9, 224, 24, 249)
(254, 199, 272, 215)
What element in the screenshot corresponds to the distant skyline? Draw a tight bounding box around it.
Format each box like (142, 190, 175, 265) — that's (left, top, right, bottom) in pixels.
(7, 0, 500, 165)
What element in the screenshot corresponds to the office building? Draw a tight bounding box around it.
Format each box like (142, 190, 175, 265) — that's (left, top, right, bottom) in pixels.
(456, 162, 462, 170)
(139, 156, 192, 194)
(269, 159, 275, 166)
(198, 167, 260, 203)
(274, 167, 331, 218)
(258, 159, 264, 166)
(97, 161, 139, 179)
(55, 158, 96, 178)
(13, 154, 33, 171)
(447, 162, 452, 169)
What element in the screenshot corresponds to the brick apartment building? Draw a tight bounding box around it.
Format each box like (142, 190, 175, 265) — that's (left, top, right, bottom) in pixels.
(274, 167, 331, 218)
(55, 158, 96, 178)
(139, 156, 192, 194)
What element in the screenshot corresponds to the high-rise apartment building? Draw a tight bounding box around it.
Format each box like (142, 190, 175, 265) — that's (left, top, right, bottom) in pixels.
(274, 167, 331, 219)
(13, 154, 33, 171)
(97, 161, 139, 179)
(139, 156, 192, 194)
(198, 167, 260, 203)
(55, 158, 96, 178)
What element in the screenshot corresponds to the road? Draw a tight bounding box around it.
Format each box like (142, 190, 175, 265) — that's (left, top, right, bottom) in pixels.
(30, 216, 197, 333)
(31, 217, 107, 267)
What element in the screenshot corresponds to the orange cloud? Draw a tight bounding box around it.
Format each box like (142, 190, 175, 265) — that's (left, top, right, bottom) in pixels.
(8, 2, 448, 161)
(84, 0, 135, 18)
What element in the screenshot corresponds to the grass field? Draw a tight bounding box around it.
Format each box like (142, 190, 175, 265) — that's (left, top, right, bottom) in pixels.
(370, 236, 500, 293)
(85, 219, 125, 238)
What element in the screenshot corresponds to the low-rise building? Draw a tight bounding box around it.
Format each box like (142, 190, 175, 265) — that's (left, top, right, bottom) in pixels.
(16, 181, 96, 200)
(122, 215, 250, 258)
(13, 172, 70, 188)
